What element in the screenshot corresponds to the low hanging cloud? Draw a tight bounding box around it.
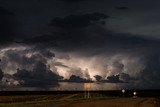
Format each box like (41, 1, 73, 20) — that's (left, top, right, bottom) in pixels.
(66, 67, 91, 79)
(94, 75, 102, 81)
(13, 61, 63, 86)
(0, 46, 55, 74)
(63, 75, 92, 83)
(106, 75, 123, 83)
(0, 45, 63, 86)
(94, 73, 132, 83)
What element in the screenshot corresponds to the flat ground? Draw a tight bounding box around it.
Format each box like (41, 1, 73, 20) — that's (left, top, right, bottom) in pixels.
(0, 93, 159, 107)
(61, 98, 159, 107)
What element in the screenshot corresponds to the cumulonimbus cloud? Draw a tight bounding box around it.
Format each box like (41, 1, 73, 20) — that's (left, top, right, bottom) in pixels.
(1, 11, 160, 89)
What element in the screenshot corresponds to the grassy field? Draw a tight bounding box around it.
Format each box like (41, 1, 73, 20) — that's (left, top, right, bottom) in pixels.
(0, 93, 159, 107)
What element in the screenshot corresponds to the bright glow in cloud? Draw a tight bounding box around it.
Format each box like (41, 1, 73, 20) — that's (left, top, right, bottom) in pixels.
(51, 52, 145, 80)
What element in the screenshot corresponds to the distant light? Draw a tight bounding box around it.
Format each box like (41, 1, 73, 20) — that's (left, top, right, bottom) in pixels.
(84, 83, 91, 89)
(133, 91, 137, 96)
(122, 89, 125, 93)
(122, 89, 125, 97)
(84, 83, 91, 99)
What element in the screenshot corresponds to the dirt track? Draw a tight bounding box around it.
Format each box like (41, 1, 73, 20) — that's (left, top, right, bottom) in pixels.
(60, 98, 159, 107)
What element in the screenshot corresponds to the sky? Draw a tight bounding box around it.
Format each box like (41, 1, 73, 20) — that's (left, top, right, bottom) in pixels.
(0, 0, 160, 90)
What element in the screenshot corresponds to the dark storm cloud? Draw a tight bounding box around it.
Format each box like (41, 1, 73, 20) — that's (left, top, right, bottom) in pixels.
(0, 60, 4, 80)
(2, 49, 44, 70)
(24, 28, 159, 54)
(13, 62, 63, 86)
(57, 54, 70, 60)
(137, 53, 160, 88)
(23, 11, 159, 53)
(118, 73, 131, 82)
(94, 74, 131, 83)
(0, 69, 4, 81)
(0, 7, 14, 15)
(60, 0, 87, 2)
(23, 12, 109, 51)
(50, 12, 108, 28)
(115, 6, 129, 10)
(19, 11, 160, 88)
(2, 73, 20, 85)
(63, 75, 92, 83)
(53, 62, 69, 68)
(94, 75, 102, 81)
(40, 50, 55, 58)
(0, 45, 56, 75)
(111, 60, 124, 74)
(106, 75, 123, 83)
(1, 0, 160, 89)
(0, 45, 64, 86)
(10, 11, 160, 89)
(0, 7, 15, 45)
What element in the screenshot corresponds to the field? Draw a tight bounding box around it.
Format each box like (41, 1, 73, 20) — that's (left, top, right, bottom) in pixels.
(0, 91, 159, 107)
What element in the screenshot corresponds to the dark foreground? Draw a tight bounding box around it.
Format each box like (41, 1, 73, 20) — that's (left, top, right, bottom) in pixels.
(0, 90, 159, 107)
(1, 90, 160, 97)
